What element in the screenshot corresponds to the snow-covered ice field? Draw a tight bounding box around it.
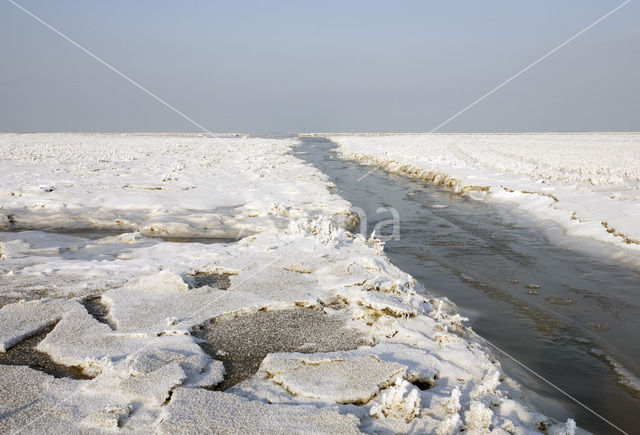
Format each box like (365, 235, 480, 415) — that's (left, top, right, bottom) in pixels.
(328, 133, 640, 260)
(0, 134, 578, 433)
(0, 133, 354, 237)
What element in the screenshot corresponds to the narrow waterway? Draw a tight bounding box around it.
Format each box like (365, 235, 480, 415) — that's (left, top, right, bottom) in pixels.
(295, 136, 640, 434)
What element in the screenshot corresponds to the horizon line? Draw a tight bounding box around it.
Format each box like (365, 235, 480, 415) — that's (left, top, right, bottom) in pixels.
(1, 131, 640, 136)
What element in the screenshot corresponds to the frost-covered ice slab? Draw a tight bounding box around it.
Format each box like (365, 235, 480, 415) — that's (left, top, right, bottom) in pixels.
(0, 298, 79, 352)
(157, 388, 361, 434)
(103, 270, 273, 334)
(37, 304, 199, 377)
(329, 133, 640, 255)
(265, 354, 406, 404)
(0, 133, 353, 237)
(0, 365, 125, 433)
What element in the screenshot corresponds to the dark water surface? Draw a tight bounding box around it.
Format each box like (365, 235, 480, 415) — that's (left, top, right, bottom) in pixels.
(295, 136, 640, 434)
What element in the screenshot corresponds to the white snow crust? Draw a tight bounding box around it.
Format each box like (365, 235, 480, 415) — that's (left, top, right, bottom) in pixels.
(0, 133, 354, 237)
(0, 134, 582, 433)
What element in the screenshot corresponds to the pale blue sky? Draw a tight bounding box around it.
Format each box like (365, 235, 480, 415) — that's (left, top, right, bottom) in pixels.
(1, 0, 638, 132)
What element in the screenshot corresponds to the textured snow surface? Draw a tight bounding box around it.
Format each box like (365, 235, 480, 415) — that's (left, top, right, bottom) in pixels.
(265, 354, 406, 404)
(0, 134, 580, 433)
(158, 388, 361, 434)
(0, 133, 353, 237)
(330, 133, 640, 254)
(370, 377, 421, 422)
(0, 298, 77, 352)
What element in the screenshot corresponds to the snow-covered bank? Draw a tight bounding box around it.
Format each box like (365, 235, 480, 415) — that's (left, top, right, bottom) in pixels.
(0, 133, 354, 237)
(328, 133, 640, 255)
(0, 134, 577, 433)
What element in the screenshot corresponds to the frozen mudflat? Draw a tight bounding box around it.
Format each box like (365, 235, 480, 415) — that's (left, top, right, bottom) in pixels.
(0, 134, 578, 433)
(195, 307, 369, 390)
(326, 133, 640, 261)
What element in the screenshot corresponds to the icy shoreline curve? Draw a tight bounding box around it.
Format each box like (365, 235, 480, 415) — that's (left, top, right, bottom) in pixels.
(0, 134, 575, 433)
(327, 133, 640, 256)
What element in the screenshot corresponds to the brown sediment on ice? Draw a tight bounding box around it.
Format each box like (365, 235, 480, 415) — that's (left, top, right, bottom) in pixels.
(520, 190, 559, 202)
(601, 221, 640, 245)
(194, 307, 368, 391)
(332, 146, 492, 197)
(501, 186, 558, 202)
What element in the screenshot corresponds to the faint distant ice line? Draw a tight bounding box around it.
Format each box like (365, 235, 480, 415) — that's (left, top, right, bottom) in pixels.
(6, 0, 213, 135)
(356, 0, 632, 182)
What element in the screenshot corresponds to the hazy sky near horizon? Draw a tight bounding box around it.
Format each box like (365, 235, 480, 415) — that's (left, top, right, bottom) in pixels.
(1, 0, 638, 133)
